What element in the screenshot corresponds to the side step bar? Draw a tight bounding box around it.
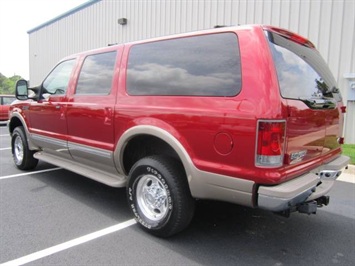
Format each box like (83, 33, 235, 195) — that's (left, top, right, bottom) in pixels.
(34, 151, 127, 187)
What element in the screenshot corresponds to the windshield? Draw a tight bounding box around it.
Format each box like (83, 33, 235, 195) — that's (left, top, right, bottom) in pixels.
(266, 31, 341, 102)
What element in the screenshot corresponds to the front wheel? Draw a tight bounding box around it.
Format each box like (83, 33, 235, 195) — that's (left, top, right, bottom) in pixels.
(127, 156, 195, 237)
(11, 126, 38, 170)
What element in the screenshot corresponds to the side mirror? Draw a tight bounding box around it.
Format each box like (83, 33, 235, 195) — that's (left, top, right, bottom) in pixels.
(15, 79, 29, 100)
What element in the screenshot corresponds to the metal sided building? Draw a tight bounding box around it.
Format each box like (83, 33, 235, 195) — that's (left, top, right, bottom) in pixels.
(28, 0, 355, 143)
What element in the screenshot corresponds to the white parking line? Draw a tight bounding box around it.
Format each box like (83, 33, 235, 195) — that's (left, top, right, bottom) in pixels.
(0, 134, 10, 137)
(0, 147, 11, 151)
(0, 168, 62, 180)
(0, 219, 136, 266)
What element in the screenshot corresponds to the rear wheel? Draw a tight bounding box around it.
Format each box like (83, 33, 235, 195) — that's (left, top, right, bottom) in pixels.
(11, 126, 38, 170)
(127, 156, 195, 237)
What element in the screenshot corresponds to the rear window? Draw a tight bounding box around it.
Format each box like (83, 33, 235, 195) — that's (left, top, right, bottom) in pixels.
(266, 31, 341, 101)
(127, 33, 241, 96)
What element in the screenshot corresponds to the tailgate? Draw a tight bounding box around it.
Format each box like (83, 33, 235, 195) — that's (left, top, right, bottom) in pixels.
(266, 28, 344, 168)
(286, 99, 342, 164)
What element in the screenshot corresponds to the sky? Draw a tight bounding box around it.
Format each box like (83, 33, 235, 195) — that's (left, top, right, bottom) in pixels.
(0, 0, 88, 80)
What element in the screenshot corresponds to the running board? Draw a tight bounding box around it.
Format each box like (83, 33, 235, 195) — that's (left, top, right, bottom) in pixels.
(34, 151, 127, 187)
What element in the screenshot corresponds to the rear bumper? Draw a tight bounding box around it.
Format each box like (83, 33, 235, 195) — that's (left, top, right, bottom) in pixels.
(257, 155, 350, 212)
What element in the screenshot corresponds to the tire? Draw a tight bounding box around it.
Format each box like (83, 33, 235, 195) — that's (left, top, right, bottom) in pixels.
(127, 156, 195, 237)
(11, 126, 38, 170)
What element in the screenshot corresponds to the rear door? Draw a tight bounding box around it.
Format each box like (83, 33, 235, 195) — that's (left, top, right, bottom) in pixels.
(266, 30, 343, 167)
(66, 49, 120, 174)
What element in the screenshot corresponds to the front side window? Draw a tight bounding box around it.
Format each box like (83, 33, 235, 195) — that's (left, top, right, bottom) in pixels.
(75, 51, 117, 95)
(267, 31, 340, 101)
(127, 33, 242, 96)
(43, 59, 76, 95)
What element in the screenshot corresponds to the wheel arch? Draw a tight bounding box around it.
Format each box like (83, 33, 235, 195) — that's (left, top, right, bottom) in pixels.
(8, 116, 23, 135)
(115, 125, 194, 183)
(8, 113, 38, 150)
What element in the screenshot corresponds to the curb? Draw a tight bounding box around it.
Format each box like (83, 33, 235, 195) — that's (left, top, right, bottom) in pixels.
(338, 164, 355, 183)
(344, 164, 355, 175)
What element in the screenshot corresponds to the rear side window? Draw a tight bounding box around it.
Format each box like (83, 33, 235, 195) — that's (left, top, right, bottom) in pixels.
(76, 51, 117, 95)
(267, 31, 340, 101)
(127, 33, 241, 96)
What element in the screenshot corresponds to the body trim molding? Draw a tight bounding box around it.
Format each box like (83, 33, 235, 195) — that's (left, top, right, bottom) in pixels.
(115, 125, 255, 207)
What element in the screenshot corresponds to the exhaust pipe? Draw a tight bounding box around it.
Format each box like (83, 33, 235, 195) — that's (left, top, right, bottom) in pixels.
(316, 195, 330, 206)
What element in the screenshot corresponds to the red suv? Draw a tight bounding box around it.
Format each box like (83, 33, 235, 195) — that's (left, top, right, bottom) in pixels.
(9, 25, 350, 237)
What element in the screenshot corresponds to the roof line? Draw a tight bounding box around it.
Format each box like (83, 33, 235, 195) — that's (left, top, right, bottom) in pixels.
(27, 0, 101, 34)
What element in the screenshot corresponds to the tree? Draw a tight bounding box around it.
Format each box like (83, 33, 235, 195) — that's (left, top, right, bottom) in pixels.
(0, 73, 23, 94)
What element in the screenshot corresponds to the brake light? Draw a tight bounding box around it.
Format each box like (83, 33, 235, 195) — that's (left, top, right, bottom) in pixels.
(256, 120, 286, 167)
(264, 26, 315, 48)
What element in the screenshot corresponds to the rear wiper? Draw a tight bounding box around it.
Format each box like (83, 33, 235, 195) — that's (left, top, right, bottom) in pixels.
(331, 86, 340, 93)
(299, 97, 336, 109)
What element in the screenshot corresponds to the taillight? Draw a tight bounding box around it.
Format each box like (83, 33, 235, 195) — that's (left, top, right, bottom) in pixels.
(256, 120, 286, 167)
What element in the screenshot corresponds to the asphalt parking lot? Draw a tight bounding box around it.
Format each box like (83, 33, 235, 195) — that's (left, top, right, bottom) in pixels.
(1, 125, 354, 265)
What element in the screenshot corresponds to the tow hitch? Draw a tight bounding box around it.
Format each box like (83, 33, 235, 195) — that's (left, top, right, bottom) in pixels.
(276, 196, 330, 217)
(298, 196, 330, 214)
(298, 201, 317, 214)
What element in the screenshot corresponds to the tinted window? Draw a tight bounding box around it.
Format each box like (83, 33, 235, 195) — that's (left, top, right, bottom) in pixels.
(267, 31, 339, 100)
(43, 59, 76, 95)
(2, 97, 15, 105)
(127, 33, 241, 96)
(76, 51, 117, 95)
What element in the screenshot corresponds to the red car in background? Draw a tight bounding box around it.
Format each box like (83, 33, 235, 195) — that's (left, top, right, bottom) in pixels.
(0, 95, 16, 124)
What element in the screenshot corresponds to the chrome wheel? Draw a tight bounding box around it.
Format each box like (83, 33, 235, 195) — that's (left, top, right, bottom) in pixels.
(11, 126, 38, 170)
(128, 156, 195, 237)
(14, 135, 24, 165)
(136, 174, 168, 221)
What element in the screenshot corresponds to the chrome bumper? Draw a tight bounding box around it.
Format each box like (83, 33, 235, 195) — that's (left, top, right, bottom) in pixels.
(257, 155, 350, 212)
